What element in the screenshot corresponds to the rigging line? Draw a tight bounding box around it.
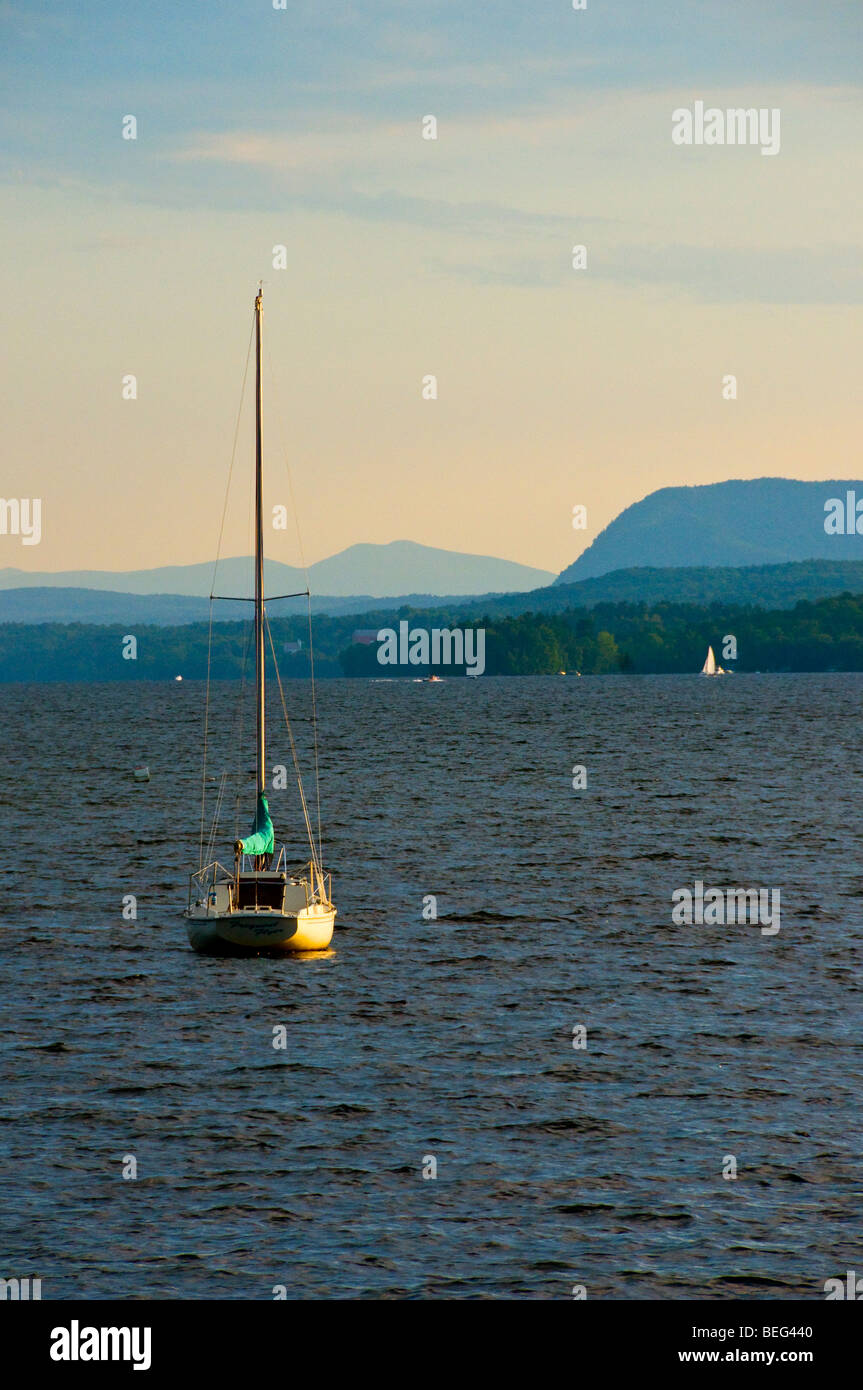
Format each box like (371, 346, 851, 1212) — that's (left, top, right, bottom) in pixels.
(307, 591, 323, 868)
(210, 614, 254, 846)
(203, 609, 253, 847)
(211, 314, 255, 596)
(208, 778, 222, 863)
(199, 599, 216, 870)
(201, 310, 253, 869)
(263, 341, 310, 583)
(205, 776, 219, 864)
(206, 771, 228, 867)
(233, 615, 254, 840)
(262, 340, 323, 868)
(264, 610, 320, 873)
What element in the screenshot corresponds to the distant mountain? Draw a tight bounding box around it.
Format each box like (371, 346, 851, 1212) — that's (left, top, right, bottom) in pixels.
(0, 541, 554, 600)
(310, 542, 554, 595)
(557, 479, 863, 584)
(0, 586, 516, 626)
(6, 558, 863, 627)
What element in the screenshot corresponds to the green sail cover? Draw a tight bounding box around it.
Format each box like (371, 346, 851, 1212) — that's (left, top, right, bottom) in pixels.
(240, 792, 274, 856)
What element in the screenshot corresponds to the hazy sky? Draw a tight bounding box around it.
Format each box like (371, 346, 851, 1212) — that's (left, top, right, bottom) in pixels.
(1, 1, 861, 576)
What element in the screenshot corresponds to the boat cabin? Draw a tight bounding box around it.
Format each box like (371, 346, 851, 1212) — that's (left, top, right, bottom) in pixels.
(235, 871, 287, 911)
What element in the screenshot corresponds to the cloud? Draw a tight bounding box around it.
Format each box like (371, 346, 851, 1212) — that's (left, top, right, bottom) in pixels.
(605, 242, 863, 304)
(436, 242, 863, 304)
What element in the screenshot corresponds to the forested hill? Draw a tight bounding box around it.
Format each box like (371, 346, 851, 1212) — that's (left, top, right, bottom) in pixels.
(557, 479, 863, 584)
(463, 559, 863, 620)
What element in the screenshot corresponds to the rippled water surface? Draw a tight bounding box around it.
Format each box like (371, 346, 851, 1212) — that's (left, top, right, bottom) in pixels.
(1, 675, 861, 1298)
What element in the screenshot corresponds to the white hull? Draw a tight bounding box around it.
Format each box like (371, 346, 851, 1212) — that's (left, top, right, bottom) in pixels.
(184, 903, 336, 955)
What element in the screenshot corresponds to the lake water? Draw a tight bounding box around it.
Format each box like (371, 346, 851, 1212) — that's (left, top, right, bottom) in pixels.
(1, 674, 860, 1298)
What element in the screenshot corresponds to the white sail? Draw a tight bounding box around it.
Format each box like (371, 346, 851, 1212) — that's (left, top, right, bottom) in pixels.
(701, 645, 716, 675)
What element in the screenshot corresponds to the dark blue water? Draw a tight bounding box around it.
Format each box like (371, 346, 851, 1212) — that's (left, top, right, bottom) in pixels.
(1, 675, 860, 1298)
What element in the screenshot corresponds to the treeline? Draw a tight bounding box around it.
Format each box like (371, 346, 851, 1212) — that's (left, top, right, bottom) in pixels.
(338, 614, 622, 676)
(2, 593, 863, 679)
(462, 595, 863, 674)
(587, 593, 863, 673)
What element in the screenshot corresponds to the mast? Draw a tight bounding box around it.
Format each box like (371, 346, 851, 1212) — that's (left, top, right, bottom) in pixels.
(254, 286, 265, 797)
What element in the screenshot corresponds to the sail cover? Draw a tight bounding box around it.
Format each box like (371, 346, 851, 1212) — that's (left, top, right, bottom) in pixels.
(240, 792, 274, 856)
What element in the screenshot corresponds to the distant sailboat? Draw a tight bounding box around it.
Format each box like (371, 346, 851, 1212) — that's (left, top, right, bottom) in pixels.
(700, 645, 727, 676)
(184, 287, 337, 955)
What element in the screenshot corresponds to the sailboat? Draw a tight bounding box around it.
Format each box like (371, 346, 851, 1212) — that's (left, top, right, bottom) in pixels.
(700, 645, 727, 676)
(184, 288, 337, 954)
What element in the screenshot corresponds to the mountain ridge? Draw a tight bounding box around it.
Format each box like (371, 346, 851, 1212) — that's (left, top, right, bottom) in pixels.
(558, 478, 863, 584)
(5, 559, 863, 626)
(0, 540, 554, 599)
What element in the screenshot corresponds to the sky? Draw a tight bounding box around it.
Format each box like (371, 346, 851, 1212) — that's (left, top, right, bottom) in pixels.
(1, 0, 861, 576)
